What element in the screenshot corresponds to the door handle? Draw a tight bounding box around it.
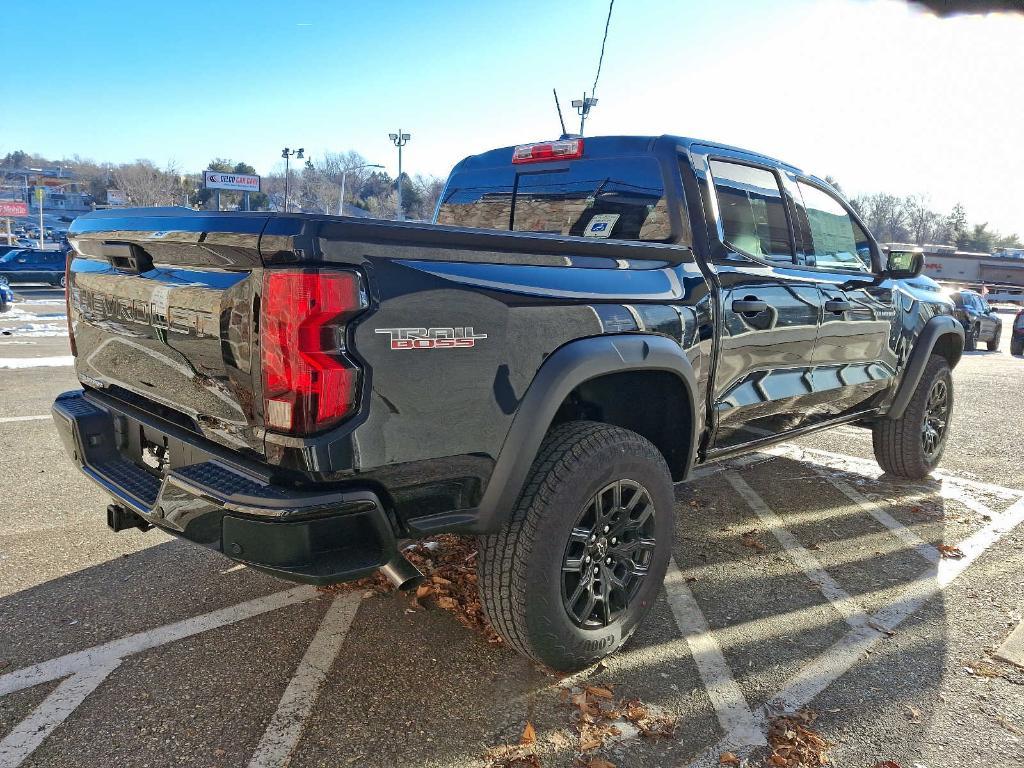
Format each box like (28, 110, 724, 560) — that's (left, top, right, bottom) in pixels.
(732, 299, 768, 315)
(824, 299, 853, 313)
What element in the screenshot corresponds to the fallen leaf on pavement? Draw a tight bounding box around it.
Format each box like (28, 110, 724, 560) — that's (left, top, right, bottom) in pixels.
(938, 544, 965, 559)
(766, 710, 830, 767)
(741, 531, 767, 552)
(582, 758, 616, 768)
(521, 721, 537, 745)
(718, 752, 740, 766)
(871, 761, 901, 768)
(904, 704, 922, 723)
(585, 685, 614, 699)
(322, 535, 503, 644)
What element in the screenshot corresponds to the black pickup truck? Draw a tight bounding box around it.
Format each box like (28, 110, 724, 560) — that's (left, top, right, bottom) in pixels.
(54, 135, 963, 670)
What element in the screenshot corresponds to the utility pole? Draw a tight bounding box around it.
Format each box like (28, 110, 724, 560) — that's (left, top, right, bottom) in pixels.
(35, 187, 44, 249)
(571, 93, 599, 136)
(281, 147, 304, 212)
(336, 163, 383, 216)
(388, 130, 411, 221)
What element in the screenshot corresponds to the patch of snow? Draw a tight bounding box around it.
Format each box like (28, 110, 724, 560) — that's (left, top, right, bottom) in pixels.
(0, 356, 74, 369)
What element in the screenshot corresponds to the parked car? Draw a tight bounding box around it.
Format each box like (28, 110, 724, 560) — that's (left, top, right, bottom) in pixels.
(54, 135, 963, 671)
(0, 276, 12, 312)
(949, 289, 1001, 351)
(1011, 308, 1024, 356)
(0, 248, 67, 287)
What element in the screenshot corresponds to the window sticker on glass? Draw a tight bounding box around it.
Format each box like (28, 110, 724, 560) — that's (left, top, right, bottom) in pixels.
(584, 213, 620, 238)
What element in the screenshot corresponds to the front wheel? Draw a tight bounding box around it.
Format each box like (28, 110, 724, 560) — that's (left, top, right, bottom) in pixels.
(1011, 337, 1024, 356)
(872, 354, 953, 479)
(964, 324, 978, 351)
(477, 421, 674, 671)
(988, 330, 1001, 352)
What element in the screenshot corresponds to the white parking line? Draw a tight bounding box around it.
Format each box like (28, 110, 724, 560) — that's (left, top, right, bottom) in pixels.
(0, 661, 120, 768)
(0, 586, 318, 697)
(769, 444, 1024, 498)
(0, 357, 74, 369)
(663, 559, 766, 747)
(724, 471, 871, 629)
(686, 482, 1024, 766)
(810, 466, 941, 565)
(0, 415, 49, 424)
(247, 594, 362, 768)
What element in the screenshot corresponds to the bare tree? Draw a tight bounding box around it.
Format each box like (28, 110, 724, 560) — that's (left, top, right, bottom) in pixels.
(904, 194, 940, 245)
(110, 160, 185, 207)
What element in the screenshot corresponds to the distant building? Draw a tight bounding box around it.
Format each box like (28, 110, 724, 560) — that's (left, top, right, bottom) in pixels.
(886, 242, 1024, 289)
(1, 167, 93, 212)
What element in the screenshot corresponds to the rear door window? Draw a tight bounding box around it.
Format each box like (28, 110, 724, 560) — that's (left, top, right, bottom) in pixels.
(708, 160, 793, 262)
(436, 157, 671, 242)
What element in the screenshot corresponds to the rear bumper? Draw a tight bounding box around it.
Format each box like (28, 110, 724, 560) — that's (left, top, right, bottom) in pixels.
(52, 389, 400, 585)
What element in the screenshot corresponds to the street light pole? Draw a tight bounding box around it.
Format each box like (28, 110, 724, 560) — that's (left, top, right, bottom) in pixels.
(281, 147, 304, 212)
(36, 188, 44, 249)
(388, 130, 411, 221)
(337, 163, 384, 216)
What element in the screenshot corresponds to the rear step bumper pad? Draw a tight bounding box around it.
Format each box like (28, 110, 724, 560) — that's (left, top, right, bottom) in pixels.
(51, 389, 398, 585)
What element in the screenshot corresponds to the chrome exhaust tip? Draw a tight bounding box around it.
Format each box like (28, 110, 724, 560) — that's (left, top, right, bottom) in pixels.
(380, 554, 424, 590)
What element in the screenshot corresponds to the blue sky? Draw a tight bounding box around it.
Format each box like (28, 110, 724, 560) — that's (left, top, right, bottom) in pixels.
(4, 0, 1023, 233)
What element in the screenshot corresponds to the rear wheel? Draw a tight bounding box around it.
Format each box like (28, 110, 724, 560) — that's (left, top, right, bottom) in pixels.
(872, 354, 953, 479)
(988, 329, 1001, 352)
(477, 421, 674, 671)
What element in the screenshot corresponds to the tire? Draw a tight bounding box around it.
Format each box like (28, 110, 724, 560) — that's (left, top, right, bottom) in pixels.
(1012, 337, 1024, 356)
(872, 354, 953, 479)
(477, 421, 674, 671)
(57, 274, 66, 289)
(964, 324, 977, 351)
(987, 331, 1000, 352)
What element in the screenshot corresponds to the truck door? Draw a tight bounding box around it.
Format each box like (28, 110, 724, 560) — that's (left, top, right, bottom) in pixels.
(695, 152, 822, 452)
(786, 177, 898, 419)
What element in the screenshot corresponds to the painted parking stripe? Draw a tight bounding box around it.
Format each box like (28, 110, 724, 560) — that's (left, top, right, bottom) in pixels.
(686, 493, 1024, 767)
(0, 586, 318, 697)
(724, 471, 871, 629)
(768, 444, 1024, 498)
(0, 661, 120, 768)
(0, 415, 49, 424)
(663, 559, 766, 747)
(809, 466, 941, 565)
(248, 593, 362, 768)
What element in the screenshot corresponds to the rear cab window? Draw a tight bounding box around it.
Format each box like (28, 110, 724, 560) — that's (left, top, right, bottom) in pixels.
(707, 159, 793, 262)
(436, 155, 672, 242)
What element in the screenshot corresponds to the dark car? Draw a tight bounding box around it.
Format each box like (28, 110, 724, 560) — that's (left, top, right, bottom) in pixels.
(1011, 308, 1024, 356)
(0, 248, 67, 287)
(53, 136, 963, 671)
(950, 289, 1001, 351)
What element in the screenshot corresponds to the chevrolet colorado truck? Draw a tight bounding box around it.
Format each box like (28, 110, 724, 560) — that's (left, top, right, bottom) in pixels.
(54, 136, 963, 670)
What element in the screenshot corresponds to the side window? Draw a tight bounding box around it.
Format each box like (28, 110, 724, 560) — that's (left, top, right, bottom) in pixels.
(796, 182, 870, 271)
(708, 159, 793, 262)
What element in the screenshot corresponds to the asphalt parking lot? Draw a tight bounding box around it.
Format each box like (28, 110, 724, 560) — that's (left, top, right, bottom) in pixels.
(2, 287, 1023, 768)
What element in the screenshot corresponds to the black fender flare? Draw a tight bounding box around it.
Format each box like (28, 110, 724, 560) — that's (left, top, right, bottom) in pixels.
(887, 315, 964, 420)
(469, 334, 701, 533)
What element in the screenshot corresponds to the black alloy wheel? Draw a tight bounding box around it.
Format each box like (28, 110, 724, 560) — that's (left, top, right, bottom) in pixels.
(561, 479, 656, 628)
(921, 378, 949, 459)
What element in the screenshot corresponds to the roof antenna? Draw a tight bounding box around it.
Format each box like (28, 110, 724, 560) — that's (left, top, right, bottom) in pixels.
(553, 88, 571, 139)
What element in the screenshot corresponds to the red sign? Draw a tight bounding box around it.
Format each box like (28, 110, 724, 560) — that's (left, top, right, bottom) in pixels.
(0, 201, 28, 217)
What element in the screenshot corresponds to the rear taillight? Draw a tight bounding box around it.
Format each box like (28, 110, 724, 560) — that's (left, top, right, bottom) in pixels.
(65, 252, 76, 357)
(260, 269, 367, 435)
(512, 138, 584, 164)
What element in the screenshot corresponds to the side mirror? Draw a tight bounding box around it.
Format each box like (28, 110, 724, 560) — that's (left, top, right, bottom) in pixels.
(884, 248, 925, 279)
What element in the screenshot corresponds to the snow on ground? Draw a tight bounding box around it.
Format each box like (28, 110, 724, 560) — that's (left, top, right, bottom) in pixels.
(0, 356, 74, 369)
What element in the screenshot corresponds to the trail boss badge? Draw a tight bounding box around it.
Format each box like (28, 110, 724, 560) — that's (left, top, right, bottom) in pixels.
(375, 327, 488, 350)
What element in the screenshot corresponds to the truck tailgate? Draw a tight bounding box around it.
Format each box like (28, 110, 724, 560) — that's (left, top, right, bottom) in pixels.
(68, 211, 268, 457)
